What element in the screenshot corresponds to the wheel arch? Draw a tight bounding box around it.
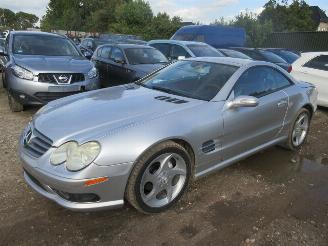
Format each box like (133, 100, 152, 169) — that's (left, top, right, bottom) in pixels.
(302, 103, 314, 119)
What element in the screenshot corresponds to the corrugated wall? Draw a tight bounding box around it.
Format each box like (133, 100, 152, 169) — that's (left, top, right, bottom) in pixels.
(264, 32, 328, 52)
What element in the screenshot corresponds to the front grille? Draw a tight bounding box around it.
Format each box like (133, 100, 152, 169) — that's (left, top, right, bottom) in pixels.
(38, 73, 85, 84)
(23, 128, 53, 158)
(35, 91, 80, 103)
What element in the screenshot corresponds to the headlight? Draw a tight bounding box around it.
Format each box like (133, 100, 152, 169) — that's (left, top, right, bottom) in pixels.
(12, 65, 34, 80)
(50, 141, 101, 171)
(87, 67, 97, 79)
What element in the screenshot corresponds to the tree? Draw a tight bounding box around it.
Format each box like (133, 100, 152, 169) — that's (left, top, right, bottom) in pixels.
(259, 0, 316, 32)
(0, 8, 17, 29)
(15, 12, 39, 30)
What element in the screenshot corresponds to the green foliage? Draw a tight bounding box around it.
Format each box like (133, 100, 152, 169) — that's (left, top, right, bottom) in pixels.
(259, 0, 316, 32)
(212, 0, 316, 47)
(41, 0, 182, 40)
(0, 8, 38, 29)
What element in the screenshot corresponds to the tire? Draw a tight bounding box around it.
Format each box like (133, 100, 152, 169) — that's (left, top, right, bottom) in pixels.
(125, 141, 192, 214)
(8, 91, 23, 112)
(284, 108, 311, 150)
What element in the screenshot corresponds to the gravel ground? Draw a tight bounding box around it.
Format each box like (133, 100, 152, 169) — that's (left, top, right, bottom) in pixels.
(0, 83, 327, 246)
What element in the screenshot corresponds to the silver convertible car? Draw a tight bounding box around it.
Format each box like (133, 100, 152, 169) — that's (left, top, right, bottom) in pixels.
(20, 57, 317, 214)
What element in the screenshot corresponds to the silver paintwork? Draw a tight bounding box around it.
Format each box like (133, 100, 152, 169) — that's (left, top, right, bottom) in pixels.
(19, 57, 318, 211)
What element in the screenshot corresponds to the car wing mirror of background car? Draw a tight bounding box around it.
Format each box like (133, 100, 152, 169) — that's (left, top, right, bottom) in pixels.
(227, 96, 259, 109)
(114, 58, 126, 65)
(178, 56, 186, 60)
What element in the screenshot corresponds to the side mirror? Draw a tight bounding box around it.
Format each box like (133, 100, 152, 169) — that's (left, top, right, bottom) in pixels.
(0, 47, 7, 56)
(178, 56, 186, 60)
(227, 96, 259, 109)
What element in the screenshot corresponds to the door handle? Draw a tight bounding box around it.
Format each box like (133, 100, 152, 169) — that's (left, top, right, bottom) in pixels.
(277, 100, 287, 107)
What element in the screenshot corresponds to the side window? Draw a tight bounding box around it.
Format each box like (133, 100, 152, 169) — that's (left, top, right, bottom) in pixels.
(82, 39, 88, 47)
(100, 46, 111, 59)
(171, 45, 190, 59)
(304, 55, 328, 71)
(233, 66, 292, 98)
(150, 43, 170, 57)
(110, 47, 125, 62)
(96, 47, 102, 57)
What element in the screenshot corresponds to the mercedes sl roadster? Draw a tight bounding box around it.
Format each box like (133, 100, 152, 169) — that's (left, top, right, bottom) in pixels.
(20, 57, 318, 213)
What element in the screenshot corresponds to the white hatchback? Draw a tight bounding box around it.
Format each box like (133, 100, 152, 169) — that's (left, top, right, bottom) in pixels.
(291, 52, 328, 107)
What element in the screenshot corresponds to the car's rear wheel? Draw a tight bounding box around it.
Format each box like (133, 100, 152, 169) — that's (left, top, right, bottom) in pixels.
(126, 141, 192, 214)
(285, 108, 310, 150)
(8, 91, 23, 112)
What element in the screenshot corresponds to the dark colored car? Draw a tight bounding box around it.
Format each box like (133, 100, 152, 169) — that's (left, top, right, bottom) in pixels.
(232, 48, 292, 72)
(79, 38, 111, 59)
(264, 48, 300, 64)
(148, 40, 224, 61)
(218, 48, 252, 59)
(92, 44, 168, 87)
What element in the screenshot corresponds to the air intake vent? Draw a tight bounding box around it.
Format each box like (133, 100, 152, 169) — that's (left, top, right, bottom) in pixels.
(155, 96, 188, 104)
(202, 140, 215, 153)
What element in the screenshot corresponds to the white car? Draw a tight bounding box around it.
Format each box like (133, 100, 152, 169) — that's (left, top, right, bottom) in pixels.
(291, 52, 328, 107)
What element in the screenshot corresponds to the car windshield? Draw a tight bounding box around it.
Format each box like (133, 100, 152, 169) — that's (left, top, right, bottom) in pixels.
(260, 50, 287, 63)
(276, 50, 300, 63)
(125, 48, 168, 65)
(13, 34, 81, 56)
(221, 49, 251, 59)
(187, 44, 223, 57)
(140, 60, 238, 101)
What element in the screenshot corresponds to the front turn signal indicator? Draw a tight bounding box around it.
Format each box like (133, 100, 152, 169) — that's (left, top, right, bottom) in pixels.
(84, 177, 109, 187)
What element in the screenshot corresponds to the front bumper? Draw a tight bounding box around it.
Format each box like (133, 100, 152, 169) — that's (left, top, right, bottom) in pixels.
(7, 73, 100, 105)
(20, 147, 133, 211)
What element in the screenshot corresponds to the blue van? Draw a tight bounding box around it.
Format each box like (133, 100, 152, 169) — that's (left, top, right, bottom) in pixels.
(171, 25, 246, 48)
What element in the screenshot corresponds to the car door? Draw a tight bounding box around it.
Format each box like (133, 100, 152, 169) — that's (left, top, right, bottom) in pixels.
(221, 66, 291, 160)
(300, 55, 328, 104)
(108, 47, 128, 86)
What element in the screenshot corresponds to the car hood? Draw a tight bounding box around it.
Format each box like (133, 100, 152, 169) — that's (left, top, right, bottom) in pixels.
(131, 63, 166, 76)
(33, 84, 203, 146)
(13, 55, 93, 73)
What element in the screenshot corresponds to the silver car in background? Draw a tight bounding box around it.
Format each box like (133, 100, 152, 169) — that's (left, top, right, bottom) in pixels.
(20, 57, 317, 214)
(0, 31, 100, 112)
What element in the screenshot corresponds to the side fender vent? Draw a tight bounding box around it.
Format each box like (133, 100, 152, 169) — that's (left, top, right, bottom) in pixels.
(202, 140, 215, 153)
(155, 96, 188, 104)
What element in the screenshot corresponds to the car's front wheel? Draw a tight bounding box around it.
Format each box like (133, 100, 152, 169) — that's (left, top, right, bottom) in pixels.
(8, 91, 24, 112)
(126, 141, 192, 214)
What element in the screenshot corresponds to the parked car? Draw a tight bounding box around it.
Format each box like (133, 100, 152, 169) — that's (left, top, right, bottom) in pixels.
(291, 52, 328, 107)
(264, 48, 300, 64)
(20, 57, 317, 213)
(217, 48, 252, 59)
(79, 38, 110, 59)
(232, 47, 292, 72)
(0, 38, 5, 48)
(148, 40, 224, 61)
(0, 31, 100, 112)
(92, 44, 168, 87)
(171, 25, 246, 48)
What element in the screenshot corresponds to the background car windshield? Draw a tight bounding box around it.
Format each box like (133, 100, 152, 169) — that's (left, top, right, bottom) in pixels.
(13, 35, 81, 56)
(260, 50, 287, 63)
(142, 61, 238, 101)
(125, 48, 168, 65)
(222, 49, 251, 59)
(277, 50, 300, 63)
(187, 44, 223, 57)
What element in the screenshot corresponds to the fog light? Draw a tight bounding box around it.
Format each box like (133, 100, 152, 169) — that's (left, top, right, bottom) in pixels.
(84, 177, 109, 187)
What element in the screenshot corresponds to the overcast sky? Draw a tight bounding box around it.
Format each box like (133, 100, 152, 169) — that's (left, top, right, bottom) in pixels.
(1, 0, 327, 23)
